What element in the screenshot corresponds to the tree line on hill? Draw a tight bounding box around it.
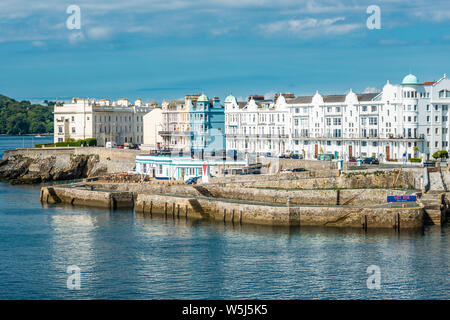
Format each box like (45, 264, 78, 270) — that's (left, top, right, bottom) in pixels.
(0, 94, 55, 134)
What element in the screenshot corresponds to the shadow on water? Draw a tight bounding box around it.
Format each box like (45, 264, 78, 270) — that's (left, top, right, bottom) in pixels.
(134, 209, 434, 239)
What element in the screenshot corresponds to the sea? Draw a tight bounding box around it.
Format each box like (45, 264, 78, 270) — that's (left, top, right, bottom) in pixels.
(0, 135, 448, 299)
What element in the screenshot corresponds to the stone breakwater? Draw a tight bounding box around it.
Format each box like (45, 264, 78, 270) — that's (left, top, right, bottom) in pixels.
(0, 147, 138, 184)
(133, 193, 424, 228)
(40, 179, 427, 229)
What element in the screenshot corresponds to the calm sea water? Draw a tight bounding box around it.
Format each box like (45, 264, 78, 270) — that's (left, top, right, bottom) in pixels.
(0, 135, 54, 158)
(0, 136, 448, 299)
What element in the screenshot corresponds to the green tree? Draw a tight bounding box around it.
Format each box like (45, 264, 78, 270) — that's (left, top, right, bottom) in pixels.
(0, 94, 53, 134)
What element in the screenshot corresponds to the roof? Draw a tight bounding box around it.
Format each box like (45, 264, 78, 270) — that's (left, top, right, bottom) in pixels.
(238, 102, 247, 109)
(224, 94, 236, 103)
(197, 94, 209, 102)
(357, 93, 379, 101)
(287, 96, 313, 104)
(323, 95, 346, 103)
(402, 74, 419, 85)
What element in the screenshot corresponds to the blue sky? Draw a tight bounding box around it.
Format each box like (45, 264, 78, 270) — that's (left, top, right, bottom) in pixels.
(1, 0, 450, 103)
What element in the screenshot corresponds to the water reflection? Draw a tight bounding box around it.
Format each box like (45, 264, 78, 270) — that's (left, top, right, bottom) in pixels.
(1, 180, 449, 299)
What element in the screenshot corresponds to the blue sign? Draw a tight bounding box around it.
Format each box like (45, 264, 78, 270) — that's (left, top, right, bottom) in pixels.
(387, 195, 417, 203)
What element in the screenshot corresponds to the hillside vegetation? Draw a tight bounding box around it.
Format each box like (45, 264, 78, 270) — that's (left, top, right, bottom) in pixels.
(0, 94, 54, 134)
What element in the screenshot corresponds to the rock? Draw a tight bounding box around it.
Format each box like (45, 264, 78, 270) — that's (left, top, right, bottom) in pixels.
(0, 153, 102, 184)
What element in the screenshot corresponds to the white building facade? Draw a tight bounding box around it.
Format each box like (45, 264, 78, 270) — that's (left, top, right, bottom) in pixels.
(141, 107, 164, 151)
(224, 95, 289, 156)
(54, 98, 153, 146)
(225, 74, 450, 162)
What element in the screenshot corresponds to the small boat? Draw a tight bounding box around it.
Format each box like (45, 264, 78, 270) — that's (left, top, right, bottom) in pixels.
(35, 134, 42, 138)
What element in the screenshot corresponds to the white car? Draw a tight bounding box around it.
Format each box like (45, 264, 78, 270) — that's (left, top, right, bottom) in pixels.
(105, 141, 117, 148)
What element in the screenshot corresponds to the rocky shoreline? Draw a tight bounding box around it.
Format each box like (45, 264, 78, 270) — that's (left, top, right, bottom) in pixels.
(0, 153, 107, 184)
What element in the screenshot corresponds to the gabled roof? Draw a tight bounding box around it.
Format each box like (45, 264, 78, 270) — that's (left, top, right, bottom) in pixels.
(357, 93, 379, 101)
(287, 96, 313, 104)
(323, 95, 346, 103)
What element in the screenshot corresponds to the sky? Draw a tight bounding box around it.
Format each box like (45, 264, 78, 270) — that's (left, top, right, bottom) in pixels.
(1, 0, 450, 103)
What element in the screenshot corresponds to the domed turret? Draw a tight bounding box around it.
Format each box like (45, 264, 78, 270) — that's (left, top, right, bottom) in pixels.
(224, 94, 236, 104)
(402, 74, 419, 85)
(197, 94, 209, 102)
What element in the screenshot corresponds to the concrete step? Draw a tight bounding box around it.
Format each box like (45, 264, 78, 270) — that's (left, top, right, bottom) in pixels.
(424, 209, 445, 225)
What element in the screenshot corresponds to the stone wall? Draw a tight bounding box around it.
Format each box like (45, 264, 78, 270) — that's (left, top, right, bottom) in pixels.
(40, 186, 134, 209)
(134, 193, 423, 228)
(237, 170, 420, 190)
(201, 185, 412, 206)
(208, 169, 340, 184)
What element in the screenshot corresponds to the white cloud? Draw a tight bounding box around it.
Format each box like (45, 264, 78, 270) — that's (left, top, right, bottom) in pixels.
(363, 87, 380, 94)
(87, 27, 113, 40)
(264, 91, 275, 99)
(259, 17, 361, 38)
(31, 40, 46, 47)
(68, 31, 85, 44)
(1, 0, 450, 44)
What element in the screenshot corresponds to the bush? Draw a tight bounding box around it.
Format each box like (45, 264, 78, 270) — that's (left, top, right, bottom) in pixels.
(387, 158, 398, 162)
(409, 158, 422, 163)
(432, 150, 449, 159)
(35, 138, 97, 148)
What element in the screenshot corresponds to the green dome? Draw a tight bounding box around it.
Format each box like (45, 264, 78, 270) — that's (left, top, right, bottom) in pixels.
(224, 94, 236, 103)
(402, 74, 419, 85)
(197, 94, 208, 102)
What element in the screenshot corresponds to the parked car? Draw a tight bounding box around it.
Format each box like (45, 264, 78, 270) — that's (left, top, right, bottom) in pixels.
(279, 154, 286, 159)
(124, 142, 138, 149)
(117, 145, 124, 149)
(292, 168, 307, 172)
(363, 157, 379, 165)
(348, 157, 357, 163)
(105, 141, 117, 148)
(265, 153, 272, 158)
(281, 168, 293, 173)
(291, 154, 300, 159)
(185, 176, 201, 184)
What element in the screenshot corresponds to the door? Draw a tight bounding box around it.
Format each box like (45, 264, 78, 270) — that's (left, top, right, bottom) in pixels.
(386, 146, 390, 161)
(315, 144, 318, 158)
(349, 145, 353, 158)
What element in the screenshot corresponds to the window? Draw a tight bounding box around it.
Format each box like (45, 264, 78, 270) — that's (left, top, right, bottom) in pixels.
(439, 90, 450, 98)
(71, 127, 75, 133)
(333, 118, 341, 126)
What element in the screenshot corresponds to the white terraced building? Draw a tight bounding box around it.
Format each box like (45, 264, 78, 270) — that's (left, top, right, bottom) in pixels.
(54, 98, 154, 146)
(224, 74, 450, 162)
